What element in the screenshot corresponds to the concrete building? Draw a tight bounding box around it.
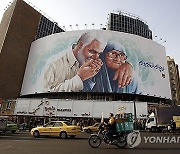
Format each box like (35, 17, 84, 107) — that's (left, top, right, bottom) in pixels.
(167, 56, 180, 105)
(0, 0, 64, 99)
(107, 10, 152, 40)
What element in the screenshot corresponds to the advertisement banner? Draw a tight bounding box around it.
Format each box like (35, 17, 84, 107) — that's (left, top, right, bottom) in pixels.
(21, 30, 171, 99)
(14, 99, 148, 118)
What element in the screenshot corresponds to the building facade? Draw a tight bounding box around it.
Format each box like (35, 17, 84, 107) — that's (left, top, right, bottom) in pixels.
(0, 0, 64, 99)
(167, 56, 180, 105)
(107, 11, 152, 40)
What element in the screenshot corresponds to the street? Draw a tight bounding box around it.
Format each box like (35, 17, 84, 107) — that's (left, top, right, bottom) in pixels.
(0, 131, 180, 154)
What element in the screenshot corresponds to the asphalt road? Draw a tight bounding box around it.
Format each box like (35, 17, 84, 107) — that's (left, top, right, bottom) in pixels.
(0, 131, 180, 154)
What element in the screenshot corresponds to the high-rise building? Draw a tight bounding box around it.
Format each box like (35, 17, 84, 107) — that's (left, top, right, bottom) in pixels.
(0, 0, 64, 99)
(167, 56, 180, 105)
(107, 11, 152, 40)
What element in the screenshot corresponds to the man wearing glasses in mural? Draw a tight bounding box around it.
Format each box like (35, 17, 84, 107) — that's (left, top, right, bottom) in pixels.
(43, 32, 134, 92)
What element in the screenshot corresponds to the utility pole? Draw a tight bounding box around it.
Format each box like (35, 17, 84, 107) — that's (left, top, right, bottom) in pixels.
(134, 98, 138, 130)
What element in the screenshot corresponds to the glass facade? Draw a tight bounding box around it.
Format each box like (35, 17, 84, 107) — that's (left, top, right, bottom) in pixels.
(36, 15, 64, 39)
(108, 12, 152, 40)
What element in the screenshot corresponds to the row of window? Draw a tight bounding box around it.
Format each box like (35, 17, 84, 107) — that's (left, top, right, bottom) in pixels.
(111, 14, 147, 26)
(36, 15, 64, 39)
(111, 19, 147, 28)
(110, 22, 149, 31)
(109, 23, 151, 32)
(111, 22, 148, 30)
(109, 27, 152, 39)
(110, 26, 151, 34)
(109, 13, 152, 39)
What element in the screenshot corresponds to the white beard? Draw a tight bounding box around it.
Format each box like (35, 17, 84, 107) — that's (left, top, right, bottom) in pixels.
(76, 48, 86, 66)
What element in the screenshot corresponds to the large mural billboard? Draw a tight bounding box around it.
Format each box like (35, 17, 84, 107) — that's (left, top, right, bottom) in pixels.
(21, 30, 171, 99)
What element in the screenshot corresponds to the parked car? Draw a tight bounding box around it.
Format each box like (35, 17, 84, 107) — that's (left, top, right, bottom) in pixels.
(19, 123, 28, 130)
(6, 121, 18, 133)
(30, 121, 81, 139)
(83, 123, 100, 133)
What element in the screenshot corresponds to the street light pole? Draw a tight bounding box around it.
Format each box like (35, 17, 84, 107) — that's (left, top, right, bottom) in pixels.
(134, 99, 138, 130)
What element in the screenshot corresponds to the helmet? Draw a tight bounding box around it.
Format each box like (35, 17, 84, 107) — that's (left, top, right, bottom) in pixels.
(109, 113, 114, 117)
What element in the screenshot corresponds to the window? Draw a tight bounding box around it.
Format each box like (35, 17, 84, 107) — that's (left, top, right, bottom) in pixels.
(147, 118, 154, 123)
(64, 121, 72, 126)
(45, 122, 55, 127)
(6, 102, 11, 109)
(54, 122, 63, 127)
(94, 123, 100, 127)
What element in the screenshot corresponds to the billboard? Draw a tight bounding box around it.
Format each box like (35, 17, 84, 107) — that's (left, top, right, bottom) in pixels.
(21, 30, 171, 99)
(14, 98, 148, 119)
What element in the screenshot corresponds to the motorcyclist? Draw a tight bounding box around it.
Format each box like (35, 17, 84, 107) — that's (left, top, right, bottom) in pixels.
(170, 119, 176, 132)
(105, 113, 116, 143)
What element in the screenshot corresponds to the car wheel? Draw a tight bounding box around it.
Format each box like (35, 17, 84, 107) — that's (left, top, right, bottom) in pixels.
(70, 135, 76, 139)
(175, 129, 180, 135)
(151, 127, 156, 133)
(87, 129, 92, 133)
(11, 130, 16, 133)
(33, 131, 40, 138)
(60, 132, 67, 139)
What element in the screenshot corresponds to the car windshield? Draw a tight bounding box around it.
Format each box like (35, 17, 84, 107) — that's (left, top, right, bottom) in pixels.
(94, 123, 100, 127)
(8, 121, 15, 124)
(44, 122, 55, 127)
(64, 121, 72, 126)
(147, 118, 154, 123)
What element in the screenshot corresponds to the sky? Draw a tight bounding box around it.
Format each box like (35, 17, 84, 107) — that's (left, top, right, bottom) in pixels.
(0, 0, 180, 67)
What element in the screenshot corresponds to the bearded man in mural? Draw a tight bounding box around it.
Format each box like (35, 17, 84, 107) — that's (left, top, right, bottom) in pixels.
(43, 31, 133, 93)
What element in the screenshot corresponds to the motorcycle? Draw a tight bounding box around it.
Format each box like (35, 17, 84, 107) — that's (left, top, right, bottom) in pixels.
(162, 124, 180, 135)
(88, 123, 127, 148)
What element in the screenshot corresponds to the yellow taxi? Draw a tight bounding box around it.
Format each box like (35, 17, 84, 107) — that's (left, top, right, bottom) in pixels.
(30, 121, 81, 139)
(83, 123, 100, 133)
